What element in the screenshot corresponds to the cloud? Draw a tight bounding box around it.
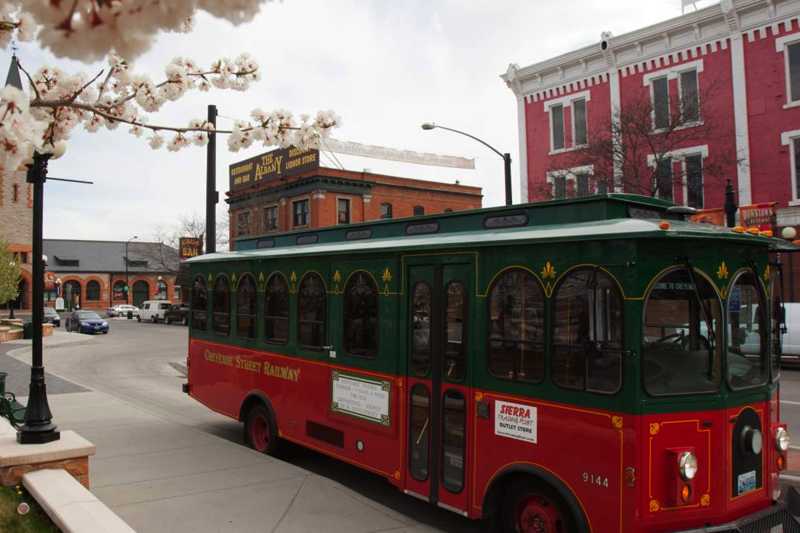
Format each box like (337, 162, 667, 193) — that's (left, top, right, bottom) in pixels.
(5, 0, 698, 245)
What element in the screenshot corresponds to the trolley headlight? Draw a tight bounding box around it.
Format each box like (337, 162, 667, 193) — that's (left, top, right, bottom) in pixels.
(776, 427, 790, 452)
(678, 451, 698, 481)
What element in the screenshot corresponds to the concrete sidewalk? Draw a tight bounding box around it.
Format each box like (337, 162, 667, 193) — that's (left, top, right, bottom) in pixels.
(46, 390, 439, 533)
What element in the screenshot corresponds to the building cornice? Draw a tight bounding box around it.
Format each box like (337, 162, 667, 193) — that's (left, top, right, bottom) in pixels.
(502, 0, 800, 101)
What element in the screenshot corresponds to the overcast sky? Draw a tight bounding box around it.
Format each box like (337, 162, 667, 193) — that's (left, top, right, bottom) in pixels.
(7, 0, 718, 247)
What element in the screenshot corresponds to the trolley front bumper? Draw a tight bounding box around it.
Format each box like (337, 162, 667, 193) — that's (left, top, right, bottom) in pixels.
(674, 487, 800, 532)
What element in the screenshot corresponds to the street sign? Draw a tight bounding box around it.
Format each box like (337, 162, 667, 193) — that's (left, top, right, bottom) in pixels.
(179, 237, 203, 259)
(229, 147, 319, 192)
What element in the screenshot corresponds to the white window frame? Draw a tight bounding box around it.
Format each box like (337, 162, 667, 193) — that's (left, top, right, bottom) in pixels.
(776, 34, 800, 109)
(677, 68, 701, 126)
(544, 90, 591, 155)
(643, 59, 705, 131)
(263, 204, 279, 233)
(647, 145, 709, 205)
(681, 154, 705, 209)
(781, 129, 800, 204)
(292, 196, 311, 228)
(336, 196, 351, 225)
(546, 165, 595, 199)
(571, 97, 588, 149)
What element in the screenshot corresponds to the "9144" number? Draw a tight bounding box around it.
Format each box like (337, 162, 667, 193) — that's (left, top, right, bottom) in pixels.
(582, 472, 609, 488)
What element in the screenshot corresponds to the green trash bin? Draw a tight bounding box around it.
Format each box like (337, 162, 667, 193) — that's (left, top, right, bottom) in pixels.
(22, 321, 32, 339)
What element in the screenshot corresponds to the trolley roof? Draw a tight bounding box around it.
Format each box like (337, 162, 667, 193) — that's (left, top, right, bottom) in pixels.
(190, 194, 789, 264)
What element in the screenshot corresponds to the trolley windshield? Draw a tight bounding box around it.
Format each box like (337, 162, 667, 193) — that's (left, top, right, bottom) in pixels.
(643, 268, 722, 395)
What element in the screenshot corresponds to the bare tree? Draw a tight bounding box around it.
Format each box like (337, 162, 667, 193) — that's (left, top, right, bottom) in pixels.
(549, 80, 741, 205)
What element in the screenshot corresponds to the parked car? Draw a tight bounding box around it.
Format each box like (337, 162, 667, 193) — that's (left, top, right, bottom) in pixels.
(164, 304, 189, 325)
(138, 300, 171, 323)
(780, 303, 800, 365)
(43, 307, 61, 327)
(107, 304, 140, 318)
(66, 310, 109, 334)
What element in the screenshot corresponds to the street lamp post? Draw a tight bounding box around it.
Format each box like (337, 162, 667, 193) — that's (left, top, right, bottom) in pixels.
(421, 122, 512, 206)
(125, 236, 138, 305)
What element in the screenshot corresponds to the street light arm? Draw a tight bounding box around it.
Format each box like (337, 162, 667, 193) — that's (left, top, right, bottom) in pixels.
(429, 124, 506, 160)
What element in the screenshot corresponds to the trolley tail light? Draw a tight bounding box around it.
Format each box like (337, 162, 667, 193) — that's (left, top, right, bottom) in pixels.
(776, 426, 790, 471)
(669, 448, 698, 506)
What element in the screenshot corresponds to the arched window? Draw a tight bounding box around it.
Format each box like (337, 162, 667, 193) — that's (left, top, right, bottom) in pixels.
(413, 205, 425, 216)
(727, 270, 768, 390)
(343, 272, 378, 358)
(212, 275, 230, 336)
(552, 268, 623, 394)
(643, 267, 721, 396)
(298, 273, 326, 349)
(86, 280, 101, 301)
(132, 280, 149, 308)
(112, 280, 126, 301)
(265, 274, 289, 344)
(488, 269, 545, 382)
(236, 275, 257, 339)
(191, 276, 208, 330)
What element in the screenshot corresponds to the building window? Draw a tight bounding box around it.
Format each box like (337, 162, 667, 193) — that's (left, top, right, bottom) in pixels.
(237, 274, 257, 339)
(19, 252, 27, 264)
(488, 269, 544, 382)
(553, 176, 566, 199)
(652, 76, 670, 130)
(782, 131, 800, 201)
(573, 98, 587, 146)
(263, 206, 278, 232)
(112, 280, 126, 301)
(212, 275, 230, 336)
(547, 165, 595, 199)
(298, 272, 326, 349)
(86, 280, 101, 301)
(551, 103, 565, 151)
(337, 198, 351, 224)
(293, 199, 309, 227)
(576, 173, 590, 197)
(237, 211, 251, 237)
(380, 203, 393, 219)
(685, 154, 703, 208)
(795, 138, 800, 200)
(343, 271, 378, 358)
(12, 184, 18, 203)
(680, 70, 700, 123)
(264, 274, 289, 344)
(156, 279, 167, 300)
(552, 268, 623, 394)
(655, 158, 673, 201)
(790, 42, 800, 103)
(191, 276, 208, 330)
(413, 205, 425, 216)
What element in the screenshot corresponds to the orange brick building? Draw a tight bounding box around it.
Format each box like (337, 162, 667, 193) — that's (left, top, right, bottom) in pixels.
(227, 148, 483, 249)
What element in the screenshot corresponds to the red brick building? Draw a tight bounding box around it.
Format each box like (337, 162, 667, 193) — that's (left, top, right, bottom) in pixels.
(227, 148, 483, 249)
(42, 239, 182, 312)
(502, 0, 800, 223)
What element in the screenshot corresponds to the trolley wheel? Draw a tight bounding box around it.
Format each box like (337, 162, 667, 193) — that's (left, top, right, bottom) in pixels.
(501, 479, 574, 533)
(244, 404, 278, 455)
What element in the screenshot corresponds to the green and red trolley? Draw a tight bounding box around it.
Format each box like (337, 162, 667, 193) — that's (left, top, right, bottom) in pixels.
(183, 194, 798, 532)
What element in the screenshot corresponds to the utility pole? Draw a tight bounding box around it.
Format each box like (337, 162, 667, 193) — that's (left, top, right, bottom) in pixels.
(206, 105, 218, 254)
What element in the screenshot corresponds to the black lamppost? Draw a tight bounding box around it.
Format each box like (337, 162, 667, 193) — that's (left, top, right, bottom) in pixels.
(124, 235, 138, 305)
(18, 151, 59, 444)
(421, 122, 512, 206)
(17, 148, 91, 445)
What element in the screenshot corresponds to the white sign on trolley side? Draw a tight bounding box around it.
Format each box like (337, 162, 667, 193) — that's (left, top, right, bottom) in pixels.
(494, 400, 537, 444)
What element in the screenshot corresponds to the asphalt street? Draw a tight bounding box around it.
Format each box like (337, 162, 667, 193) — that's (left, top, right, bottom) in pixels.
(4, 319, 481, 533)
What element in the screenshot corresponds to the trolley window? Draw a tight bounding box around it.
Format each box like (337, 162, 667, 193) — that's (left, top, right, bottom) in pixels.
(643, 268, 722, 396)
(191, 276, 208, 330)
(727, 270, 768, 390)
(409, 384, 430, 482)
(411, 282, 432, 376)
(770, 268, 783, 381)
(552, 268, 623, 394)
(212, 275, 230, 336)
(444, 281, 466, 382)
(343, 272, 379, 358)
(487, 269, 544, 383)
(441, 390, 465, 493)
(264, 274, 289, 344)
(236, 274, 257, 339)
(298, 273, 327, 349)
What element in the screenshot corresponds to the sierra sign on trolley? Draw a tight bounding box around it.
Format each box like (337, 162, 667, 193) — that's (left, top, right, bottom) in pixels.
(183, 193, 800, 532)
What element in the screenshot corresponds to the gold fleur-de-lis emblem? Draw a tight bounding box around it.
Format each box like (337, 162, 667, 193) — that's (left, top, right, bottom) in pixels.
(332, 270, 342, 294)
(541, 261, 556, 280)
(231, 272, 237, 284)
(716, 261, 729, 280)
(257, 272, 266, 290)
(289, 271, 297, 293)
(763, 264, 771, 283)
(207, 273, 212, 283)
(382, 268, 392, 295)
